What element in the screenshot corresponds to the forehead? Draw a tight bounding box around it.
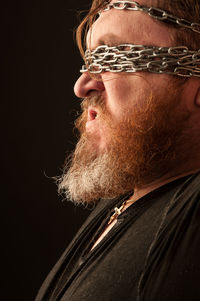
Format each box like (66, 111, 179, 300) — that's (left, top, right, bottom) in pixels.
(87, 1, 174, 50)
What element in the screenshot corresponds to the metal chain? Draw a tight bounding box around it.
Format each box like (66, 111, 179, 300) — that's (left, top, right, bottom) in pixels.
(80, 1, 200, 77)
(80, 44, 200, 77)
(100, 1, 200, 34)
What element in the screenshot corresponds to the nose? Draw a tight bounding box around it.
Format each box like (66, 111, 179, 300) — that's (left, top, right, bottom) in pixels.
(74, 72, 105, 98)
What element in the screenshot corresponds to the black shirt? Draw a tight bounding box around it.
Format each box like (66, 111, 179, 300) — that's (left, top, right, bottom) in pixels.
(36, 172, 200, 301)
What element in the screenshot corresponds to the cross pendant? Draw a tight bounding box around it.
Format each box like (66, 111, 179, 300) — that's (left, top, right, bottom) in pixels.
(107, 202, 126, 225)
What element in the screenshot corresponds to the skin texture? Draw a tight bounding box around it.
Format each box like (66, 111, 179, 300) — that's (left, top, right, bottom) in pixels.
(73, 0, 200, 199)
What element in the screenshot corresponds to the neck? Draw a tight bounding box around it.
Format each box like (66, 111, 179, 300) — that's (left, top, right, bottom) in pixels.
(131, 167, 200, 203)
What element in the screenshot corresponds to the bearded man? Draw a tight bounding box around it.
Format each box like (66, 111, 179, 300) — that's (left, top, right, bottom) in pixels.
(36, 0, 200, 300)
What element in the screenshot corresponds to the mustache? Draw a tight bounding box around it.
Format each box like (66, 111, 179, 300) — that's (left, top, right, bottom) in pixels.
(75, 95, 105, 135)
(75, 94, 111, 136)
(80, 94, 105, 112)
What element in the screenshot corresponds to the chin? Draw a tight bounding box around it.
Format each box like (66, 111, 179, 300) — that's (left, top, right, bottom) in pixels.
(86, 129, 110, 155)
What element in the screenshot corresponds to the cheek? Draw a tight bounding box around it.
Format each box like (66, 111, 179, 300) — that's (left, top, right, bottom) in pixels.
(103, 74, 149, 119)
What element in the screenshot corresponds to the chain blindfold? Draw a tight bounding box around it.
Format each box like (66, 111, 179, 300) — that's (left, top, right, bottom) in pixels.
(80, 1, 200, 78)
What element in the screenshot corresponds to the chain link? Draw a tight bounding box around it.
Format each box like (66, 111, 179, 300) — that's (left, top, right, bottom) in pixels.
(100, 1, 200, 34)
(80, 1, 200, 77)
(80, 44, 200, 77)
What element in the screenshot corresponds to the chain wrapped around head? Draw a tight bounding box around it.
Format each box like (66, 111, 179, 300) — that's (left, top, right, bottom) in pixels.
(81, 45, 200, 77)
(100, 1, 200, 34)
(80, 1, 200, 78)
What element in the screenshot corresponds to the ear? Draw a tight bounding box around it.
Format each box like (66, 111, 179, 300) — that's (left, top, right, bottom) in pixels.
(195, 87, 200, 107)
(182, 78, 200, 111)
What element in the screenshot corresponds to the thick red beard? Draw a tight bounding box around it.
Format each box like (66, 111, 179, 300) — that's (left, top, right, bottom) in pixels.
(59, 81, 189, 203)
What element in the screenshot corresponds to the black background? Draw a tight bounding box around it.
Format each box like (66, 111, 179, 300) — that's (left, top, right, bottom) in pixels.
(3, 0, 91, 300)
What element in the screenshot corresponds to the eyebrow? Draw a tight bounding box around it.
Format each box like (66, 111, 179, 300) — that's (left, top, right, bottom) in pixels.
(87, 33, 130, 49)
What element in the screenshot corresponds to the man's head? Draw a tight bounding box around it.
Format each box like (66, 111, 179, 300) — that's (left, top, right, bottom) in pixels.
(58, 0, 200, 205)
(77, 0, 200, 53)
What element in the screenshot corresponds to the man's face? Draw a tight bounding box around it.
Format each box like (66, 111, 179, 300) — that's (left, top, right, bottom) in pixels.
(75, 0, 177, 150)
(58, 1, 189, 204)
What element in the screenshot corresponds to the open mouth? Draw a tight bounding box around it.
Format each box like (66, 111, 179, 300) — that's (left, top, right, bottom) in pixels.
(88, 108, 98, 121)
